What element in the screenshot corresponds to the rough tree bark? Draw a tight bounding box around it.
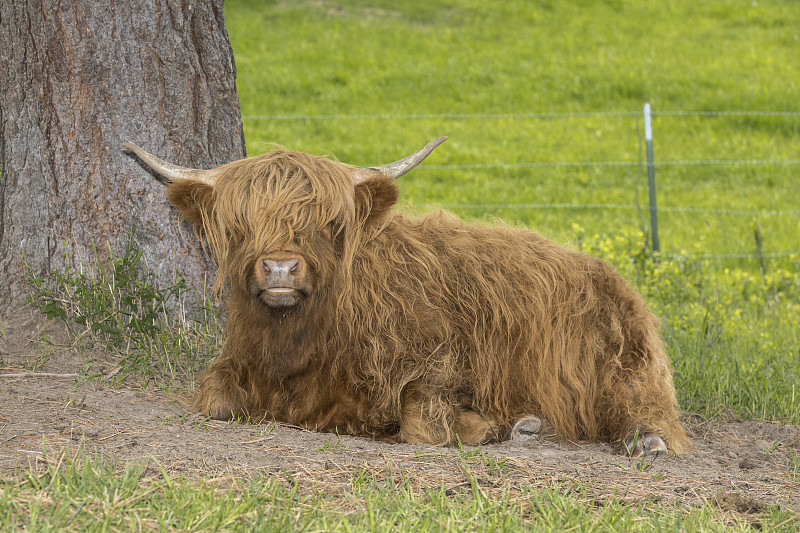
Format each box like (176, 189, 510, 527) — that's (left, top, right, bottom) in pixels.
(0, 0, 246, 307)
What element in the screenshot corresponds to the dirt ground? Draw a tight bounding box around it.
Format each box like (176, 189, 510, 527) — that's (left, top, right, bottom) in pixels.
(1, 307, 799, 521)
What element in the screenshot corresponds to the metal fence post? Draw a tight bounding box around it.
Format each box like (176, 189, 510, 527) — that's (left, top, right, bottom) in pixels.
(643, 103, 660, 253)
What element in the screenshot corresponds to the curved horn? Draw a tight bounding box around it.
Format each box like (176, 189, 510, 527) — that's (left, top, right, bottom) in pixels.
(122, 142, 219, 186)
(352, 136, 447, 184)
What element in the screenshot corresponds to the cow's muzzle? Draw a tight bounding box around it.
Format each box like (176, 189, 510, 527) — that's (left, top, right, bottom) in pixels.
(252, 253, 311, 308)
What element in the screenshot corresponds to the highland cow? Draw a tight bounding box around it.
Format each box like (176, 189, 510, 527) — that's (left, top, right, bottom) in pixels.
(124, 137, 691, 456)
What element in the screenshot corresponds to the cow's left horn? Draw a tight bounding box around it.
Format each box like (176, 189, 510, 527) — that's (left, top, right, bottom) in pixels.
(122, 142, 219, 186)
(352, 136, 447, 184)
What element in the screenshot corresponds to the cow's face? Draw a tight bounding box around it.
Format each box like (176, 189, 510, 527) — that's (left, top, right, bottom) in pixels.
(167, 151, 359, 313)
(124, 138, 446, 312)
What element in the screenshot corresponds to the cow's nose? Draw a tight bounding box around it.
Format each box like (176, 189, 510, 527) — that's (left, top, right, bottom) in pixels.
(262, 258, 301, 277)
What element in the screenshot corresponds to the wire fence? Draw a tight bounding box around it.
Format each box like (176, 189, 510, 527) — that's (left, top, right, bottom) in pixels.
(242, 110, 800, 120)
(420, 160, 800, 168)
(411, 204, 800, 217)
(243, 108, 800, 262)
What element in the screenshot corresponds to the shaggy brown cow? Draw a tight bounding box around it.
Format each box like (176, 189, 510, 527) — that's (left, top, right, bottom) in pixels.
(124, 138, 691, 456)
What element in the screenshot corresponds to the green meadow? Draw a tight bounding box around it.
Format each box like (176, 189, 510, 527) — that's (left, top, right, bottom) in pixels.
(3, 450, 798, 532)
(4, 0, 800, 530)
(230, 0, 800, 264)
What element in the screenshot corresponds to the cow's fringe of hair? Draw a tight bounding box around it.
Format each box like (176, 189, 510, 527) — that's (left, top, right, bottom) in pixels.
(198, 149, 359, 299)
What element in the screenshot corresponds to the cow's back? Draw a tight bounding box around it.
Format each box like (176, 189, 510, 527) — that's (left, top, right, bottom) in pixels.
(345, 210, 665, 441)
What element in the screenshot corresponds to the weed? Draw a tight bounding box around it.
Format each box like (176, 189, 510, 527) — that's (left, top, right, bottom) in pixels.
(350, 469, 371, 493)
(616, 436, 646, 473)
(253, 422, 277, 436)
(61, 394, 86, 411)
(624, 429, 642, 459)
(788, 448, 799, 482)
(155, 413, 190, 427)
(22, 343, 51, 371)
(320, 434, 344, 452)
(615, 430, 667, 474)
(455, 438, 511, 476)
(27, 231, 219, 383)
(228, 413, 250, 427)
(764, 440, 782, 458)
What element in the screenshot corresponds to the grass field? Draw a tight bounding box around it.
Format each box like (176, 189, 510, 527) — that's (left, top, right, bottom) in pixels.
(3, 0, 800, 530)
(3, 447, 797, 532)
(229, 0, 800, 264)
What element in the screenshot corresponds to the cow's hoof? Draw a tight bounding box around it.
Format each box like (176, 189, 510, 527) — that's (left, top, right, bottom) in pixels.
(624, 433, 668, 458)
(511, 415, 550, 443)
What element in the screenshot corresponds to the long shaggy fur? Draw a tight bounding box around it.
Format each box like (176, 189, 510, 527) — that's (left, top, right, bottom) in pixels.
(169, 147, 691, 454)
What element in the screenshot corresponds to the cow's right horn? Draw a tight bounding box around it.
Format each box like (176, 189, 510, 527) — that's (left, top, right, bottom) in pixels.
(352, 136, 447, 184)
(122, 142, 219, 186)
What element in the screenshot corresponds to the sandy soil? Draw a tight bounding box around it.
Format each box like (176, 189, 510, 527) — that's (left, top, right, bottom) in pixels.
(1, 308, 798, 521)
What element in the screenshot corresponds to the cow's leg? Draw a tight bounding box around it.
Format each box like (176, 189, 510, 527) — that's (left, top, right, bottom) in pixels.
(191, 361, 248, 420)
(596, 359, 691, 456)
(452, 408, 503, 445)
(511, 415, 540, 442)
(398, 387, 501, 445)
(510, 415, 557, 443)
(624, 432, 668, 457)
(586, 261, 691, 456)
(397, 392, 446, 444)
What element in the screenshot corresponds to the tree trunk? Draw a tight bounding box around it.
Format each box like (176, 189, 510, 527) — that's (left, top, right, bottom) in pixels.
(0, 0, 245, 307)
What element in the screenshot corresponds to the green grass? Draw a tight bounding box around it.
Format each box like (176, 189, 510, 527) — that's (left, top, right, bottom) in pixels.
(579, 230, 800, 424)
(2, 448, 797, 532)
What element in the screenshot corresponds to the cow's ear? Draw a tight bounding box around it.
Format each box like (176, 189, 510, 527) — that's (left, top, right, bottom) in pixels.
(165, 179, 215, 228)
(354, 176, 399, 225)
